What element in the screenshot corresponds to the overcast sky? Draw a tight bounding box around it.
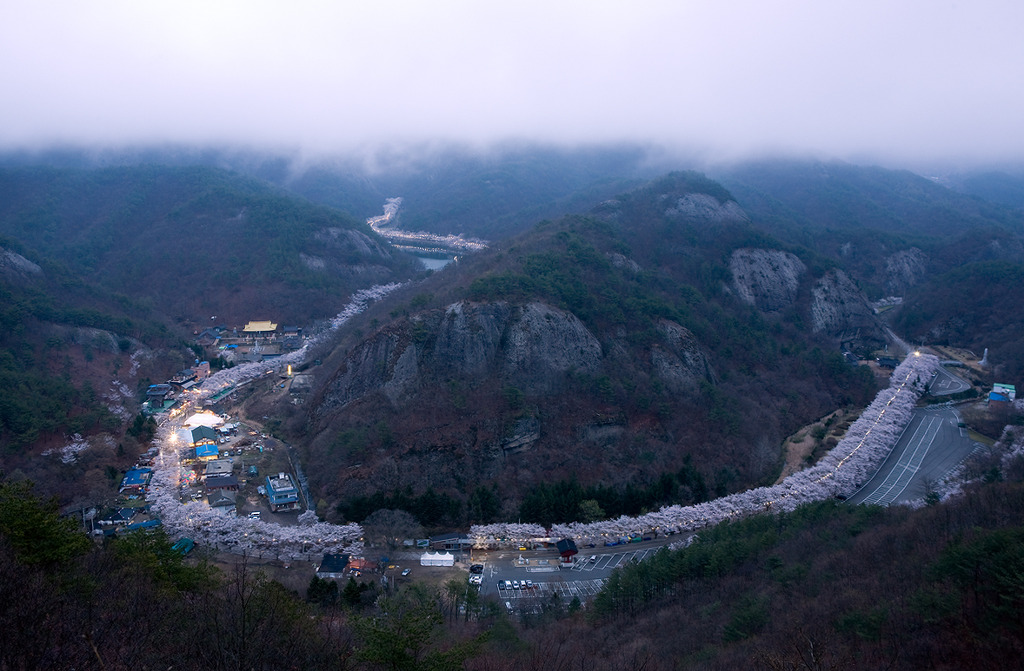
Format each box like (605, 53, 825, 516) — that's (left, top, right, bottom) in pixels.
(2, 1, 1022, 166)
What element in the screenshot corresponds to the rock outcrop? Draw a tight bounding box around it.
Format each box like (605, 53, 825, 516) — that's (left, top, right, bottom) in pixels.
(810, 270, 882, 343)
(884, 247, 928, 295)
(665, 193, 748, 222)
(0, 247, 42, 282)
(651, 320, 717, 393)
(318, 301, 605, 413)
(729, 248, 807, 312)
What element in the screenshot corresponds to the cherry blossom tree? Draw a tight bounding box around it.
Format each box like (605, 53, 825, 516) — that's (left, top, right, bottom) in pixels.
(476, 354, 939, 546)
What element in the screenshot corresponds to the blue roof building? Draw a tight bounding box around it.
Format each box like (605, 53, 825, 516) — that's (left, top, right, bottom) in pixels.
(119, 467, 153, 493)
(265, 472, 299, 511)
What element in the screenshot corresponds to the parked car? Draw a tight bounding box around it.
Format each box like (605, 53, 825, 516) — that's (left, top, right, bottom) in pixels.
(525, 580, 533, 589)
(470, 564, 484, 574)
(401, 568, 411, 576)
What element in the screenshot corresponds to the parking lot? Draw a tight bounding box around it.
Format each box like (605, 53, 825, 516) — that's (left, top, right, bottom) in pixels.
(474, 546, 664, 602)
(567, 548, 657, 572)
(497, 577, 608, 600)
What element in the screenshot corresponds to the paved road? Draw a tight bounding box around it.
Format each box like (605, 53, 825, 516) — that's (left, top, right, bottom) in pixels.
(848, 406, 982, 505)
(928, 366, 971, 396)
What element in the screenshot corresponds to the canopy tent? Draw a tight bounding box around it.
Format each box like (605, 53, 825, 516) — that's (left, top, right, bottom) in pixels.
(419, 551, 455, 567)
(184, 412, 224, 428)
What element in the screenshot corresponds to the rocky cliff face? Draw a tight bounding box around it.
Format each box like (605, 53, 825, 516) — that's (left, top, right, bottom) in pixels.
(651, 319, 717, 394)
(665, 193, 748, 222)
(884, 247, 928, 295)
(810, 269, 883, 343)
(0, 247, 42, 282)
(317, 300, 606, 415)
(729, 248, 807, 312)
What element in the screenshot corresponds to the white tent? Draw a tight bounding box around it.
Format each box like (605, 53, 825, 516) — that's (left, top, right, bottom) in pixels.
(184, 412, 224, 428)
(419, 551, 455, 567)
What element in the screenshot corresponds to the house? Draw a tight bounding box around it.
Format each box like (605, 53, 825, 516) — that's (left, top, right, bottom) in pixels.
(556, 538, 578, 562)
(191, 426, 218, 448)
(119, 467, 153, 493)
(146, 384, 173, 406)
(206, 475, 239, 491)
(207, 490, 236, 508)
(317, 553, 350, 579)
(171, 368, 198, 386)
(204, 459, 233, 480)
(876, 357, 901, 369)
(265, 472, 300, 511)
(195, 443, 219, 460)
(195, 328, 220, 348)
(282, 326, 301, 337)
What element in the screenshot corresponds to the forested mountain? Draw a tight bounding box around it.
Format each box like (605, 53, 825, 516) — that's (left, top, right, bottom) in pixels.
(254, 172, 879, 527)
(0, 165, 421, 326)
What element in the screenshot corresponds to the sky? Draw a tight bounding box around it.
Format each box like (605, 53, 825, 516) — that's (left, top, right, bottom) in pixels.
(2, 0, 1023, 166)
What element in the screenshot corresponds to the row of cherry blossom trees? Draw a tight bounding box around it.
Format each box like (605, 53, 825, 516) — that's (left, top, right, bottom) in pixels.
(145, 284, 406, 560)
(472, 354, 939, 547)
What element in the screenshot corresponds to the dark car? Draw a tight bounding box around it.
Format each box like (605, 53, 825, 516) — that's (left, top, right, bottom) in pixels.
(470, 564, 484, 574)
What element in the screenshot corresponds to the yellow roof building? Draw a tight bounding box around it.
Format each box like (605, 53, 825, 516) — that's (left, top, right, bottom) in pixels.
(242, 321, 278, 333)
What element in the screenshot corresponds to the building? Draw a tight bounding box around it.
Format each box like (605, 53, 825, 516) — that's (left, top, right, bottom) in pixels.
(556, 538, 578, 562)
(265, 472, 300, 511)
(317, 553, 351, 579)
(430, 533, 473, 552)
(146, 384, 173, 407)
(207, 490, 236, 509)
(204, 459, 233, 480)
(206, 475, 239, 491)
(191, 425, 218, 447)
(992, 383, 1017, 403)
(119, 467, 153, 493)
(243, 321, 278, 339)
(876, 357, 901, 369)
(195, 328, 221, 348)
